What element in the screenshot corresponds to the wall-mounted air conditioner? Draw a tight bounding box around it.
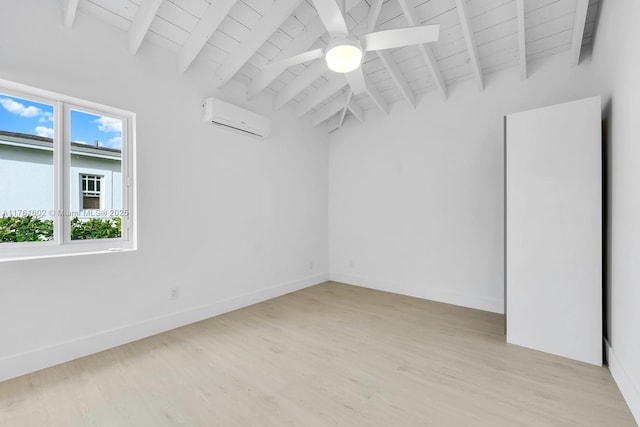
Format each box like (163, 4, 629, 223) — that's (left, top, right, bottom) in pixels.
(202, 97, 271, 139)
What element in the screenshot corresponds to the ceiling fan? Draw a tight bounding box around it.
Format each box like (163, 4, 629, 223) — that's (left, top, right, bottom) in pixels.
(259, 0, 440, 96)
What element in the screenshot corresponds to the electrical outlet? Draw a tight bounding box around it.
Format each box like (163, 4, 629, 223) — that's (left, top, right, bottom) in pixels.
(309, 260, 314, 270)
(349, 260, 355, 268)
(169, 287, 179, 300)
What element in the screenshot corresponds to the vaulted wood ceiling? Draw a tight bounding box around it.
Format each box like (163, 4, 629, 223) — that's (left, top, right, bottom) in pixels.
(62, 0, 599, 131)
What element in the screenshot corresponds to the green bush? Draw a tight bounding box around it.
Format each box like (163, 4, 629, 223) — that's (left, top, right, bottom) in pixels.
(0, 215, 53, 242)
(0, 216, 121, 242)
(70, 216, 121, 240)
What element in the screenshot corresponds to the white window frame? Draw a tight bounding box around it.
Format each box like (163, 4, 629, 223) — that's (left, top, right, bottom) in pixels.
(80, 174, 103, 210)
(0, 78, 136, 262)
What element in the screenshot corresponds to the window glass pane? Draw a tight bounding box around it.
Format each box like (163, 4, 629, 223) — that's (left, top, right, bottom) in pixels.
(0, 93, 54, 243)
(70, 109, 122, 240)
(83, 196, 100, 210)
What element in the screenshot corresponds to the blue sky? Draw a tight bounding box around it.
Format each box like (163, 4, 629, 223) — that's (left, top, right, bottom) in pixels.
(0, 94, 122, 150)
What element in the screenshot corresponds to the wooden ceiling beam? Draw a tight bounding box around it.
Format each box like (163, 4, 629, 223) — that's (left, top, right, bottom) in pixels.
(418, 46, 446, 98)
(338, 90, 353, 128)
(311, 92, 348, 126)
(327, 114, 341, 133)
(273, 60, 327, 110)
(364, 75, 388, 115)
(347, 100, 365, 122)
(215, 0, 304, 89)
(178, 0, 237, 74)
(368, 0, 415, 108)
(367, 0, 384, 32)
(62, 0, 79, 28)
(129, 0, 163, 55)
(295, 74, 347, 118)
(516, 0, 527, 80)
(570, 0, 589, 66)
(454, 0, 483, 90)
(398, 0, 447, 99)
(377, 50, 415, 108)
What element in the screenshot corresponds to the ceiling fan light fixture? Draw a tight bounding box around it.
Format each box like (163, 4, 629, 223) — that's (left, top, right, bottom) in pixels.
(325, 38, 363, 73)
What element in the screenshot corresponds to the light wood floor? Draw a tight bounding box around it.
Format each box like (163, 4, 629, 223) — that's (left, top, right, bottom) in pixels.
(0, 282, 635, 426)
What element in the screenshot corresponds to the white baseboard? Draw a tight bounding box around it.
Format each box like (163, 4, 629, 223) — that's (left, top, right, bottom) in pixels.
(606, 343, 640, 424)
(330, 272, 503, 314)
(0, 273, 329, 383)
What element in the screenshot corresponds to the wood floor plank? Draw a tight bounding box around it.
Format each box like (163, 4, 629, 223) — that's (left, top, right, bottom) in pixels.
(0, 282, 635, 426)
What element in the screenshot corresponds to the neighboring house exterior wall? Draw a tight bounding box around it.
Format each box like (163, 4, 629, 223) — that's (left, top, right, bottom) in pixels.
(0, 132, 121, 220)
(70, 153, 122, 218)
(0, 143, 53, 216)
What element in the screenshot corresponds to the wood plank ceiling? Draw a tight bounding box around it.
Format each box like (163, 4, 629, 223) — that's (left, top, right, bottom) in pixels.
(64, 0, 600, 131)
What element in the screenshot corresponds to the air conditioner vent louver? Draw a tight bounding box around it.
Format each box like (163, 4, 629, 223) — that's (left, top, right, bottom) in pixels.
(210, 121, 264, 138)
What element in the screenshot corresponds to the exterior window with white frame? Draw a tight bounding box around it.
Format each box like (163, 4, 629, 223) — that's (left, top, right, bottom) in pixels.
(81, 174, 102, 210)
(0, 79, 136, 261)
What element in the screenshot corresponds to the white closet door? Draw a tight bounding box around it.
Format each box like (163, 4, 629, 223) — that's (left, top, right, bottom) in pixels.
(506, 96, 602, 365)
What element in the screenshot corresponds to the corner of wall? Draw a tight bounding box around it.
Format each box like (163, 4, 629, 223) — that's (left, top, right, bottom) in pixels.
(606, 343, 640, 422)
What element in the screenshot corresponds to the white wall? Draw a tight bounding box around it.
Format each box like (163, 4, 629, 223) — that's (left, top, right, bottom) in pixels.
(329, 54, 601, 314)
(591, 0, 640, 421)
(0, 0, 329, 381)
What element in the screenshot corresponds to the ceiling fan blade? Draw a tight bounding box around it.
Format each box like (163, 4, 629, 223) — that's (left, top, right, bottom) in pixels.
(361, 25, 440, 52)
(250, 49, 324, 98)
(310, 0, 349, 37)
(345, 67, 367, 94)
(249, 49, 324, 99)
(271, 48, 325, 71)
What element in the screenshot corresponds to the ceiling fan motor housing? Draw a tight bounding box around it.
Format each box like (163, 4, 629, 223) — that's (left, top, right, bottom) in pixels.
(325, 36, 363, 73)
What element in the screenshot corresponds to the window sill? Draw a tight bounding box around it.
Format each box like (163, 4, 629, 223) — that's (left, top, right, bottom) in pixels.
(0, 242, 136, 263)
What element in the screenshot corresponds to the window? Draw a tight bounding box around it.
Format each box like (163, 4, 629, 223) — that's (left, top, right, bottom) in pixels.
(81, 174, 102, 210)
(0, 78, 136, 261)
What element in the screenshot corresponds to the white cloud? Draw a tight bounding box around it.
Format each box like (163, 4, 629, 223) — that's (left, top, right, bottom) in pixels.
(74, 140, 88, 145)
(39, 111, 54, 122)
(34, 126, 54, 138)
(95, 116, 122, 133)
(0, 97, 41, 118)
(106, 136, 122, 150)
